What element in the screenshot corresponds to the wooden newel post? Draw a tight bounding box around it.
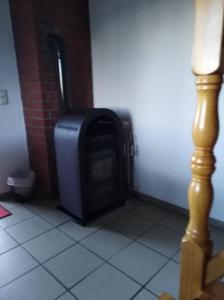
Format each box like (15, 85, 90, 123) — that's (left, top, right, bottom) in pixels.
(188, 75, 222, 245)
(159, 1, 224, 299)
(178, 0, 224, 297)
(179, 74, 222, 300)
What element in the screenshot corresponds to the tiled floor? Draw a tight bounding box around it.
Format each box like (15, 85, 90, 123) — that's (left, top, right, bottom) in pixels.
(0, 197, 222, 300)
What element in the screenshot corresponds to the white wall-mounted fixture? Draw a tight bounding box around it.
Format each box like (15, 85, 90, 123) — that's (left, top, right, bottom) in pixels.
(0, 89, 8, 105)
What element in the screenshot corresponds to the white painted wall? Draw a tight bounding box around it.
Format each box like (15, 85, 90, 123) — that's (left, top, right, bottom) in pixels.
(89, 0, 224, 221)
(0, 0, 29, 193)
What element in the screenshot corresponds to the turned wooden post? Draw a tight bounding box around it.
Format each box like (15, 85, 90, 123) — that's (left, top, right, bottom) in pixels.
(179, 0, 224, 298)
(158, 1, 224, 299)
(179, 74, 222, 300)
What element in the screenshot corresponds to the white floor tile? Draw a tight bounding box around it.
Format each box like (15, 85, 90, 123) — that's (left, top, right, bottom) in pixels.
(44, 244, 103, 288)
(71, 263, 140, 300)
(160, 213, 188, 234)
(58, 220, 101, 241)
(138, 225, 181, 257)
(110, 242, 167, 284)
(0, 199, 19, 210)
(109, 212, 153, 239)
(39, 208, 71, 226)
(80, 226, 131, 259)
(0, 266, 65, 300)
(146, 261, 180, 298)
(126, 202, 169, 222)
(23, 228, 75, 263)
(98, 207, 126, 224)
(0, 206, 34, 229)
(6, 216, 52, 243)
(0, 246, 38, 288)
(0, 230, 18, 254)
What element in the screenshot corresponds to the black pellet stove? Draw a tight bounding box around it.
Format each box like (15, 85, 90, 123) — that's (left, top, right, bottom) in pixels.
(54, 108, 125, 224)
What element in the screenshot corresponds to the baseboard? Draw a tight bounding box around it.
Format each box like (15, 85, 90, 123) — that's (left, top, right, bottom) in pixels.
(136, 191, 224, 230)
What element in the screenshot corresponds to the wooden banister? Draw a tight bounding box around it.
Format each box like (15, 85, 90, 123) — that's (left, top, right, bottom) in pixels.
(158, 0, 224, 299)
(179, 74, 222, 300)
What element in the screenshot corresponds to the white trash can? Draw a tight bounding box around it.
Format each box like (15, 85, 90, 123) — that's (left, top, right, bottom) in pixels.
(7, 170, 36, 198)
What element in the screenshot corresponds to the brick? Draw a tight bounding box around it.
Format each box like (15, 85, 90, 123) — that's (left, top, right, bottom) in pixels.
(23, 109, 45, 119)
(11, 0, 93, 197)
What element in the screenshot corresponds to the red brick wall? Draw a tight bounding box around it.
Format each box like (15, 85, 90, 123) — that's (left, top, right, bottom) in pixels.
(10, 0, 93, 196)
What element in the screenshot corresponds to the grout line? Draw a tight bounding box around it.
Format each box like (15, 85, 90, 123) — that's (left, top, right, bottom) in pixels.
(5, 226, 54, 248)
(123, 208, 171, 225)
(157, 222, 186, 236)
(41, 263, 77, 292)
(102, 221, 180, 261)
(130, 286, 158, 300)
(1, 198, 222, 300)
(35, 242, 77, 265)
(22, 202, 73, 227)
(54, 290, 79, 300)
(0, 202, 174, 286)
(0, 265, 40, 290)
(129, 287, 145, 300)
(65, 222, 173, 292)
(0, 244, 19, 256)
(141, 244, 182, 297)
(0, 244, 74, 292)
(10, 238, 75, 293)
(0, 200, 183, 297)
(0, 206, 77, 249)
(79, 227, 134, 256)
(0, 231, 75, 292)
(0, 202, 57, 228)
(134, 240, 174, 260)
(106, 260, 146, 286)
(56, 222, 103, 243)
(142, 259, 172, 296)
(6, 219, 142, 295)
(55, 225, 146, 292)
(78, 243, 143, 285)
(170, 248, 181, 262)
(68, 261, 107, 295)
(0, 214, 36, 230)
(104, 212, 182, 261)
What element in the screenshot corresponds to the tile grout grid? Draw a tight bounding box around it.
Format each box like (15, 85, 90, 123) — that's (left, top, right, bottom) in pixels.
(0, 199, 182, 299)
(0, 198, 221, 299)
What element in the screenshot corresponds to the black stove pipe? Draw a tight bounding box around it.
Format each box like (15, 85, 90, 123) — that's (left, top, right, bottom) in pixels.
(47, 34, 69, 113)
